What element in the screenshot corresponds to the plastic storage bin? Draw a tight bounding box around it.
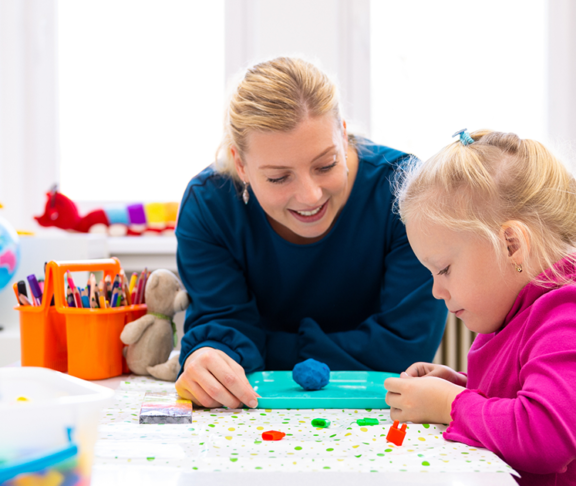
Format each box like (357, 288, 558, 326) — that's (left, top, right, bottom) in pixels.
(17, 258, 147, 380)
(0, 367, 114, 485)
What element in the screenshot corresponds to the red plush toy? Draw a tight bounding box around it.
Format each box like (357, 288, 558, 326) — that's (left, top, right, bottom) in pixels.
(35, 185, 178, 236)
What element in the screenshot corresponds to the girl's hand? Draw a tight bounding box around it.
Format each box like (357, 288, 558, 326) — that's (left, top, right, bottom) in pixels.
(176, 347, 260, 409)
(403, 362, 468, 387)
(384, 375, 465, 424)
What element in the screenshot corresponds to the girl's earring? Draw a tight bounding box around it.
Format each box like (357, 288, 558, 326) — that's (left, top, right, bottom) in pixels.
(242, 182, 250, 205)
(515, 263, 523, 273)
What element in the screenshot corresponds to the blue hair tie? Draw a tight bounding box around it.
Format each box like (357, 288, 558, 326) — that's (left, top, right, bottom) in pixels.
(452, 128, 474, 146)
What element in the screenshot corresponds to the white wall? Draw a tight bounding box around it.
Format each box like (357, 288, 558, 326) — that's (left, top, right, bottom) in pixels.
(225, 0, 371, 134)
(0, 0, 59, 231)
(1, 0, 576, 226)
(548, 0, 576, 150)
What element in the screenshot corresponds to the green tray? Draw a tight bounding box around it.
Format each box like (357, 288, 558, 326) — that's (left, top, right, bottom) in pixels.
(247, 370, 399, 409)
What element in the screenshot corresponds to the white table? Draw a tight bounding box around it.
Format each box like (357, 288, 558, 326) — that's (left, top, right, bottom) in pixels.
(91, 375, 518, 486)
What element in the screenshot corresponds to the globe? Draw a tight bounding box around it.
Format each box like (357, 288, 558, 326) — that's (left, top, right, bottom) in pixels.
(0, 215, 20, 292)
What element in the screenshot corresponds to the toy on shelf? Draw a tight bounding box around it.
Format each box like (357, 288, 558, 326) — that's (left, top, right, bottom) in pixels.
(120, 269, 189, 381)
(34, 185, 179, 236)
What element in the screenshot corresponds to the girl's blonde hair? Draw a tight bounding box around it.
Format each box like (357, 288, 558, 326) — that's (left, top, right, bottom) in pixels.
(396, 130, 576, 286)
(215, 57, 346, 181)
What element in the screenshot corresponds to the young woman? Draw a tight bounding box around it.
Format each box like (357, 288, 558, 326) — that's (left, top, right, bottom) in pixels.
(175, 57, 447, 410)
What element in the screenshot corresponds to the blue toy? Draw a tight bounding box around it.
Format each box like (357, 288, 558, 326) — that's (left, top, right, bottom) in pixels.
(292, 358, 330, 391)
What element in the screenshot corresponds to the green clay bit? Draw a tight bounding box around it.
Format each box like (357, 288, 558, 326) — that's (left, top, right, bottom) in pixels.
(356, 418, 379, 426)
(311, 418, 331, 428)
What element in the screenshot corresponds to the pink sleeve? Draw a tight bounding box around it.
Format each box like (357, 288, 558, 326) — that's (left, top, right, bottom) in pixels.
(443, 302, 576, 475)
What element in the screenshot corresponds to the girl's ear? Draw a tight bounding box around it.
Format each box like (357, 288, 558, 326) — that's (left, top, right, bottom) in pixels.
(500, 221, 531, 265)
(231, 146, 248, 183)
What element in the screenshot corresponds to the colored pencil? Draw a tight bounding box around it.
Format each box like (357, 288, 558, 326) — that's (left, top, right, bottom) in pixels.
(67, 271, 83, 308)
(12, 282, 19, 303)
(18, 294, 32, 306)
(17, 280, 28, 298)
(105, 275, 112, 301)
(135, 271, 145, 305)
(128, 272, 138, 296)
(66, 286, 76, 307)
(27, 275, 43, 306)
(80, 287, 90, 308)
(89, 273, 97, 308)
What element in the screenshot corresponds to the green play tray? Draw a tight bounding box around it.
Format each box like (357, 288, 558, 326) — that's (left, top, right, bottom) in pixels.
(247, 370, 399, 409)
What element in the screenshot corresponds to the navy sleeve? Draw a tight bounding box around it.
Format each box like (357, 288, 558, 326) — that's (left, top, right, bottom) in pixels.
(176, 186, 266, 376)
(266, 213, 447, 373)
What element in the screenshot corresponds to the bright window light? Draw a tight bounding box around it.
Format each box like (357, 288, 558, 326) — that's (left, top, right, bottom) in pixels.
(58, 0, 225, 202)
(370, 0, 547, 161)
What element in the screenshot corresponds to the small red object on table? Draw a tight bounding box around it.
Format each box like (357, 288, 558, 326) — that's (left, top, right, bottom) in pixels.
(262, 430, 286, 441)
(386, 420, 407, 446)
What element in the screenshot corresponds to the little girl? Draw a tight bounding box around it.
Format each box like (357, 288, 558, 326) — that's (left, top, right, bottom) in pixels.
(384, 129, 576, 485)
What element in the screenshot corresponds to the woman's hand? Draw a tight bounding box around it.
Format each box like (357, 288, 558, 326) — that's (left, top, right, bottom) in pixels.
(403, 362, 468, 387)
(384, 375, 465, 424)
(175, 347, 260, 409)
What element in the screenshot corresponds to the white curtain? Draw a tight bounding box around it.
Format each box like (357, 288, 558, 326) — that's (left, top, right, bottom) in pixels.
(0, 0, 58, 231)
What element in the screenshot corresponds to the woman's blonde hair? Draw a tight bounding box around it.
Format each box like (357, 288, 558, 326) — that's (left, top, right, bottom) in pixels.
(215, 57, 346, 181)
(396, 130, 576, 286)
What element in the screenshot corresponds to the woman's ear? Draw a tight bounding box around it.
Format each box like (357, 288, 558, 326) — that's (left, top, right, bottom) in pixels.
(231, 146, 248, 183)
(500, 221, 531, 265)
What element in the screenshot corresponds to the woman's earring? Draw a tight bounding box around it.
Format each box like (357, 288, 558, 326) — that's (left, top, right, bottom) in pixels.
(515, 263, 523, 273)
(242, 181, 250, 205)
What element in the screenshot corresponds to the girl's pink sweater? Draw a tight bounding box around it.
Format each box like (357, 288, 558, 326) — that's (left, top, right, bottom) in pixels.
(444, 257, 576, 485)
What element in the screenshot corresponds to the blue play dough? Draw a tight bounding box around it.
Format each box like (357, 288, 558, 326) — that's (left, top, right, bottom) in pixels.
(292, 358, 330, 391)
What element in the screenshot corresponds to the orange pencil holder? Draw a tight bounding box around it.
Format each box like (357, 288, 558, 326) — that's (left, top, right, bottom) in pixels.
(17, 258, 147, 380)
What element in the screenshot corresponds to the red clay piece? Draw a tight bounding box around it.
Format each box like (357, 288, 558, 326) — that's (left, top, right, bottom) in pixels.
(262, 430, 286, 441)
(386, 420, 407, 446)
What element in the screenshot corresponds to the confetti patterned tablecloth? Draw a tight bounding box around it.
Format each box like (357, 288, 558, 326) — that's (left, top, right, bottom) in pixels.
(94, 376, 518, 476)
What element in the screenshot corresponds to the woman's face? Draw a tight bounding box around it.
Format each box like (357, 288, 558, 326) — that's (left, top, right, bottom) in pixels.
(233, 114, 354, 243)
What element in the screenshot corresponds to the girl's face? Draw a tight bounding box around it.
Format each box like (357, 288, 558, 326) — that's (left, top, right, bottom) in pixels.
(233, 114, 355, 244)
(406, 220, 530, 334)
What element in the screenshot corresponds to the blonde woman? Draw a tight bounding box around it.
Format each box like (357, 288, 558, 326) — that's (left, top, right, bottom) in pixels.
(385, 130, 576, 485)
(175, 57, 447, 409)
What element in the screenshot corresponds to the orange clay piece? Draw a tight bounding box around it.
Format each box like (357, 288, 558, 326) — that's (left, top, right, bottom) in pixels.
(262, 430, 286, 441)
(386, 420, 407, 446)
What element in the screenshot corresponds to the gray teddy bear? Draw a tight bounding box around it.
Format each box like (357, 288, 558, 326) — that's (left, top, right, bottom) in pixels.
(120, 269, 189, 382)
